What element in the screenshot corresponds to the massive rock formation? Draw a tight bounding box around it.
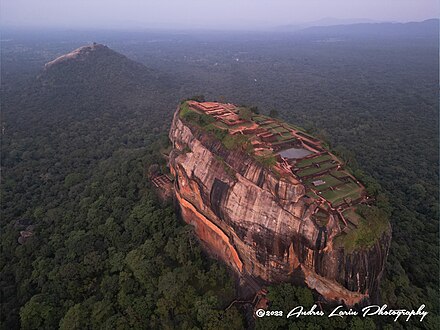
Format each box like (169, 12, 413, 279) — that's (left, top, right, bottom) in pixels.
(169, 101, 391, 306)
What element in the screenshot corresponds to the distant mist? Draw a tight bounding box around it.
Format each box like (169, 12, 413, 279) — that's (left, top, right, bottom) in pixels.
(1, 0, 438, 30)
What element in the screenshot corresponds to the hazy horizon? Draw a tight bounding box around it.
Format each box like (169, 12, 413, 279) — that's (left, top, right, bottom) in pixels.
(1, 0, 438, 31)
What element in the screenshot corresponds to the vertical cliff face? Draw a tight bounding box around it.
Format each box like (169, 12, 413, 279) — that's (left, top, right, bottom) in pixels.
(169, 101, 391, 305)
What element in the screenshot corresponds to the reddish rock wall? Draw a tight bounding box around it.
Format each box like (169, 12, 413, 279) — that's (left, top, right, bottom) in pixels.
(169, 107, 391, 305)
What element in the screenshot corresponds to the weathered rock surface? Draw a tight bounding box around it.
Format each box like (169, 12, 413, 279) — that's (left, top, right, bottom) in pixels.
(44, 43, 109, 69)
(169, 106, 391, 305)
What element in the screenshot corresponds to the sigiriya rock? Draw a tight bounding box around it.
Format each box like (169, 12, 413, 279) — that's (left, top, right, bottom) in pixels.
(168, 100, 391, 306)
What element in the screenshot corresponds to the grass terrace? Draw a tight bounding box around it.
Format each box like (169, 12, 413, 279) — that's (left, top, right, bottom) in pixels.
(261, 123, 282, 129)
(330, 170, 352, 179)
(296, 161, 338, 177)
(305, 174, 343, 191)
(286, 124, 305, 131)
(296, 131, 320, 142)
(320, 182, 363, 207)
(295, 154, 334, 168)
(273, 135, 295, 143)
(252, 115, 268, 123)
(272, 138, 297, 146)
(179, 101, 365, 200)
(271, 127, 290, 134)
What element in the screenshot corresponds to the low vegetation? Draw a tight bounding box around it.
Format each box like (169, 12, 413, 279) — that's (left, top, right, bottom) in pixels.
(179, 102, 252, 152)
(179, 102, 215, 126)
(255, 154, 278, 168)
(334, 205, 390, 252)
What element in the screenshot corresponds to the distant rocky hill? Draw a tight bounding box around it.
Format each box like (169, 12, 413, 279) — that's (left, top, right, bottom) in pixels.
(41, 43, 160, 85)
(2, 43, 177, 135)
(38, 43, 173, 106)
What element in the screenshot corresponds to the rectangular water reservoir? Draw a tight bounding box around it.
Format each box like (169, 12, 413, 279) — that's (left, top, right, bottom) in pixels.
(278, 147, 313, 159)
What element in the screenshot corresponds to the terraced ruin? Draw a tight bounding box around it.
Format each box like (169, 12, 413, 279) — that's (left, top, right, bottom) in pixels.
(169, 99, 390, 304)
(181, 100, 368, 237)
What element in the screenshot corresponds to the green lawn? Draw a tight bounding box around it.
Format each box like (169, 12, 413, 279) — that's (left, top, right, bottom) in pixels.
(329, 170, 351, 179)
(261, 122, 281, 129)
(272, 136, 297, 145)
(296, 131, 319, 142)
(296, 161, 337, 177)
(296, 154, 333, 168)
(272, 134, 297, 143)
(284, 123, 308, 133)
(320, 182, 362, 206)
(271, 126, 290, 134)
(252, 115, 268, 123)
(305, 174, 343, 191)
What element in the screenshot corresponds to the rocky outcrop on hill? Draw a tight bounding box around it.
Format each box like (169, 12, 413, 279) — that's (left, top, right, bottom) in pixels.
(44, 43, 110, 69)
(169, 104, 391, 305)
(40, 43, 167, 91)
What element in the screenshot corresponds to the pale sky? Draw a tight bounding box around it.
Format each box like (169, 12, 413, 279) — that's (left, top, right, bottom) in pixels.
(1, 0, 438, 30)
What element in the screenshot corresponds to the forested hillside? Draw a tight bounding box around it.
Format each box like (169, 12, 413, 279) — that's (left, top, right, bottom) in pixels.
(1, 46, 245, 329)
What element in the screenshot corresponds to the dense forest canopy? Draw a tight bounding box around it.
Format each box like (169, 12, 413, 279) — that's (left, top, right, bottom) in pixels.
(1, 21, 438, 329)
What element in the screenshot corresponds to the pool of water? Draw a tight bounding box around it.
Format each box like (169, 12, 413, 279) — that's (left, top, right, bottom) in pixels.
(278, 147, 313, 159)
